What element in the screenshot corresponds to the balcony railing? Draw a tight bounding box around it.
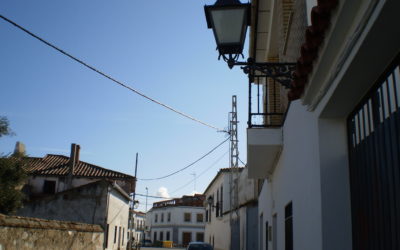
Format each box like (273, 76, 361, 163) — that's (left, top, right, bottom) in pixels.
(248, 74, 287, 128)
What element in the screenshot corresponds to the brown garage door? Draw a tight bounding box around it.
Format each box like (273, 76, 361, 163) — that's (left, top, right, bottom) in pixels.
(182, 232, 191, 247)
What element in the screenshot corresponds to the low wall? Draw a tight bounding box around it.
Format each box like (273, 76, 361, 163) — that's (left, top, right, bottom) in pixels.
(0, 214, 104, 250)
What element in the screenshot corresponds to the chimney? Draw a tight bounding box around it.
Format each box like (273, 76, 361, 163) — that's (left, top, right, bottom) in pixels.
(69, 143, 80, 175)
(13, 141, 26, 156)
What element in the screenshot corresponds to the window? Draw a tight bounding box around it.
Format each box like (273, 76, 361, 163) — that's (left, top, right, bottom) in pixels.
(260, 214, 263, 250)
(161, 213, 164, 222)
(285, 202, 293, 250)
(160, 231, 164, 241)
(216, 189, 220, 217)
(154, 232, 157, 241)
(105, 224, 109, 248)
(197, 213, 204, 222)
(220, 186, 223, 215)
(196, 232, 204, 242)
(273, 214, 277, 250)
(42, 180, 56, 194)
(266, 221, 269, 250)
(184, 212, 191, 222)
(122, 228, 125, 245)
(205, 209, 209, 222)
(168, 212, 171, 222)
(166, 231, 170, 241)
(114, 226, 117, 243)
(118, 226, 121, 247)
(155, 214, 158, 223)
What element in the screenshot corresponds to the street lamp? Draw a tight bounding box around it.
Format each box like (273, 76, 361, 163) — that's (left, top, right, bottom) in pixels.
(204, 0, 295, 88)
(207, 196, 214, 207)
(204, 0, 250, 68)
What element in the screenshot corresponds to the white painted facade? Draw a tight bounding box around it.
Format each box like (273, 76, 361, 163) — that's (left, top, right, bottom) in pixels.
(17, 180, 131, 250)
(129, 211, 146, 245)
(203, 170, 234, 250)
(105, 187, 130, 250)
(248, 0, 400, 250)
(147, 205, 206, 246)
(204, 168, 258, 250)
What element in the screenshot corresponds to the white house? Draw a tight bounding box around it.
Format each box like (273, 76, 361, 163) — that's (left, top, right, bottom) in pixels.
(17, 180, 131, 250)
(146, 194, 206, 247)
(238, 0, 400, 250)
(203, 168, 233, 250)
(203, 167, 258, 250)
(20, 143, 136, 197)
(128, 210, 146, 246)
(14, 142, 136, 250)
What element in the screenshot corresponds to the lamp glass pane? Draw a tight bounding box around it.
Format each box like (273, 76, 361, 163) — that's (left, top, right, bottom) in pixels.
(210, 8, 246, 45)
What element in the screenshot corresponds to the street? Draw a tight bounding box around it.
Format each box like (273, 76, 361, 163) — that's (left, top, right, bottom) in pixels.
(140, 248, 185, 250)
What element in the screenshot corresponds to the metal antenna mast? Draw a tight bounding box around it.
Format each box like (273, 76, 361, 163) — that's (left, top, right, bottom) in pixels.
(229, 95, 239, 218)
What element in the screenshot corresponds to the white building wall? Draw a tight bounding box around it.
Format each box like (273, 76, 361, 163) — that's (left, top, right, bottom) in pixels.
(130, 213, 146, 244)
(205, 173, 231, 250)
(148, 206, 205, 245)
(105, 189, 130, 250)
(258, 102, 323, 250)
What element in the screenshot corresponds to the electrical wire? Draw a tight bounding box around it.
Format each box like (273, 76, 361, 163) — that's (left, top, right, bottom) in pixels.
(170, 150, 229, 194)
(239, 157, 247, 166)
(0, 14, 223, 132)
(134, 193, 175, 199)
(137, 137, 229, 181)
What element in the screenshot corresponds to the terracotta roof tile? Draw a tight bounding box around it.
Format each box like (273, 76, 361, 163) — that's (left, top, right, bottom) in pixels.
(288, 0, 339, 100)
(23, 154, 134, 180)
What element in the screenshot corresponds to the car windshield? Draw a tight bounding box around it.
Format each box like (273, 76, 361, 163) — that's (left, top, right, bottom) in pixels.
(188, 244, 213, 250)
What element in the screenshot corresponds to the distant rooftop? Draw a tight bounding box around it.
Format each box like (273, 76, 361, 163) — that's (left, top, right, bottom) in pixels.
(152, 194, 205, 209)
(23, 154, 134, 180)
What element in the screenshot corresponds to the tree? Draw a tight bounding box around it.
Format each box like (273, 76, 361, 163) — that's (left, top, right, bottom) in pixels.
(0, 116, 27, 214)
(0, 116, 14, 138)
(0, 157, 27, 214)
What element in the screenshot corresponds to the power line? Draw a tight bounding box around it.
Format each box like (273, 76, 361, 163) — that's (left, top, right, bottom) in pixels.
(0, 14, 223, 132)
(170, 150, 228, 194)
(134, 193, 177, 199)
(239, 157, 246, 166)
(137, 137, 229, 181)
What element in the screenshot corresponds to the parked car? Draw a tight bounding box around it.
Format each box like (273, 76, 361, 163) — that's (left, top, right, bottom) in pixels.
(143, 239, 152, 246)
(187, 242, 213, 250)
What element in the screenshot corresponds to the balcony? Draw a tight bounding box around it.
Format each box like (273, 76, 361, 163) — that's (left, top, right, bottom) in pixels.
(247, 75, 286, 179)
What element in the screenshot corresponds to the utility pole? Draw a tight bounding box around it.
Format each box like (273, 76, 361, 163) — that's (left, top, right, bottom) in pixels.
(145, 187, 148, 212)
(132, 153, 139, 209)
(229, 95, 239, 214)
(229, 95, 240, 250)
(191, 172, 197, 193)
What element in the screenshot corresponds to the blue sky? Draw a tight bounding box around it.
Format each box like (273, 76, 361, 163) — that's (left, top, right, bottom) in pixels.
(0, 0, 249, 212)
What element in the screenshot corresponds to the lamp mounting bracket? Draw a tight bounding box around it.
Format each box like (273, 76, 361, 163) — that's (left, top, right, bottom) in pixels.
(221, 55, 296, 88)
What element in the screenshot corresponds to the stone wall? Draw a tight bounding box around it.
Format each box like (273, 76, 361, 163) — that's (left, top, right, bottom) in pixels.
(0, 214, 103, 250)
(17, 180, 108, 227)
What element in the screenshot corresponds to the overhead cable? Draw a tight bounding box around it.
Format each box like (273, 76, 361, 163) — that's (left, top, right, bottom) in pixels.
(170, 150, 229, 194)
(137, 137, 229, 181)
(0, 14, 222, 131)
(134, 193, 176, 199)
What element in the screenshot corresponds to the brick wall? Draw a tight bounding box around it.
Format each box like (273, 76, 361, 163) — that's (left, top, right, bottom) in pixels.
(279, 0, 308, 112)
(0, 214, 103, 250)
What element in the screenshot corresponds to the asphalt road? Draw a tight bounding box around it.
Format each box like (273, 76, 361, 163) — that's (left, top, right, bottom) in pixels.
(140, 248, 185, 250)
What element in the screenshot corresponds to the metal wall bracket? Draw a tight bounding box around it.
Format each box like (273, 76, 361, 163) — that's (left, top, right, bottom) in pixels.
(223, 56, 296, 88)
